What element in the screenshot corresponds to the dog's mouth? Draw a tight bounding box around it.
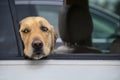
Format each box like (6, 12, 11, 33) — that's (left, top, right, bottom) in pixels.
(31, 49, 45, 60)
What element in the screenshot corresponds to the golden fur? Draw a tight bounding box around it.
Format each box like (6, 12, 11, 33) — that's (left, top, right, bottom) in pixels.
(19, 17, 57, 59)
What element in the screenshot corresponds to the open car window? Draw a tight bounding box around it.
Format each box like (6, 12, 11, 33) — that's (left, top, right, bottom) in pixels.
(0, 0, 120, 60)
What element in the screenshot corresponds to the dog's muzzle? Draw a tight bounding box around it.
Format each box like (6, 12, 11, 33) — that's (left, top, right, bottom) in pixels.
(32, 39, 44, 55)
(31, 39, 45, 59)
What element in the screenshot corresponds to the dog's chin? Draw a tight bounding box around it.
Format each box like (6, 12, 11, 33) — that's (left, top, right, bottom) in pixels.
(32, 53, 45, 60)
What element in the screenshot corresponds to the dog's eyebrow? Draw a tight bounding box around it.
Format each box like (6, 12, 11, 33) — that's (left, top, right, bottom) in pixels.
(21, 23, 29, 27)
(39, 19, 49, 25)
(20, 23, 31, 30)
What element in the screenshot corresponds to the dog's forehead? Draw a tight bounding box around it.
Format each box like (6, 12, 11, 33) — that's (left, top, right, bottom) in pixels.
(36, 17, 52, 29)
(20, 17, 52, 29)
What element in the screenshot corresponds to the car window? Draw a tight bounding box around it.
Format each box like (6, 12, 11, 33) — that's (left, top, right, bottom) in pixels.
(92, 15, 116, 39)
(0, 0, 119, 60)
(0, 0, 18, 56)
(89, 0, 120, 16)
(16, 5, 60, 34)
(91, 14, 117, 52)
(35, 5, 60, 33)
(16, 3, 119, 52)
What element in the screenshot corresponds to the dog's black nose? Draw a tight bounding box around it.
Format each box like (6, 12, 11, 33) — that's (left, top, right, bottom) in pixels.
(32, 39, 43, 49)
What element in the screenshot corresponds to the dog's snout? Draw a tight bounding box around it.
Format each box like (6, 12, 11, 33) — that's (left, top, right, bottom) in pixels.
(32, 39, 43, 49)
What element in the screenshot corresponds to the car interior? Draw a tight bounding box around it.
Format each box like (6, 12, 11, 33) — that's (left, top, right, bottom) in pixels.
(56, 0, 102, 53)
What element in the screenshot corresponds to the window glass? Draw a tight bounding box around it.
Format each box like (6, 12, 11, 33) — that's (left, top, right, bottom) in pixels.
(15, 0, 120, 53)
(35, 5, 60, 32)
(89, 0, 120, 16)
(16, 5, 60, 33)
(89, 0, 120, 51)
(0, 0, 18, 56)
(92, 15, 116, 39)
(91, 14, 117, 51)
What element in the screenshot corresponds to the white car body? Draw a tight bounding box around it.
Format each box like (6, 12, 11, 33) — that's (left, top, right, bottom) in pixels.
(0, 60, 120, 80)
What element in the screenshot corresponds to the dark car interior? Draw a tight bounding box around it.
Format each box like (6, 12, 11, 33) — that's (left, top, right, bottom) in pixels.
(0, 0, 120, 60)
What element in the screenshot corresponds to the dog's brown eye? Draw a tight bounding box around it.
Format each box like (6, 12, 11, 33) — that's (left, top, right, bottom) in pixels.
(22, 29, 30, 33)
(41, 26, 48, 32)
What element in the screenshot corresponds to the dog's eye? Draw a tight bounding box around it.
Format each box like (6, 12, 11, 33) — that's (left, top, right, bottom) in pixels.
(40, 26, 48, 32)
(22, 29, 30, 33)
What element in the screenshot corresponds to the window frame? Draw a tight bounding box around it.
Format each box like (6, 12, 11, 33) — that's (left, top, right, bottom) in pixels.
(8, 0, 24, 56)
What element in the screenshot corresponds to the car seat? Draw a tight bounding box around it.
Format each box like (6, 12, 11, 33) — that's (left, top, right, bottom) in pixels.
(55, 0, 101, 53)
(110, 36, 120, 53)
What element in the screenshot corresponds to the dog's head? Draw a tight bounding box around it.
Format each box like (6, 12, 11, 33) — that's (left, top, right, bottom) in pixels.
(19, 17, 57, 59)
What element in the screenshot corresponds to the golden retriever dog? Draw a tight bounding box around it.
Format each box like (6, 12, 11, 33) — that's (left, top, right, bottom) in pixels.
(19, 17, 57, 60)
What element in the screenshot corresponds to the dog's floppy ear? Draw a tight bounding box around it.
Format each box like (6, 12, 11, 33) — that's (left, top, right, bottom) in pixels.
(50, 26, 58, 53)
(19, 21, 25, 51)
(19, 21, 26, 41)
(53, 30, 58, 43)
(19, 21, 22, 33)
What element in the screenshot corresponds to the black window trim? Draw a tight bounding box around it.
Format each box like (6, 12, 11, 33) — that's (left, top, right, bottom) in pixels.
(8, 0, 24, 56)
(0, 54, 120, 60)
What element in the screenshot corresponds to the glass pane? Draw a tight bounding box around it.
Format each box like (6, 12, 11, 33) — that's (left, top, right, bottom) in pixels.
(89, 0, 120, 52)
(0, 0, 18, 56)
(16, 5, 60, 34)
(15, 0, 120, 53)
(35, 5, 60, 33)
(92, 15, 116, 39)
(89, 0, 120, 16)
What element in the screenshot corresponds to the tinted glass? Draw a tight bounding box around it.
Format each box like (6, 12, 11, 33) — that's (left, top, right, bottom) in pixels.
(92, 15, 116, 39)
(16, 5, 60, 33)
(15, 1, 120, 53)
